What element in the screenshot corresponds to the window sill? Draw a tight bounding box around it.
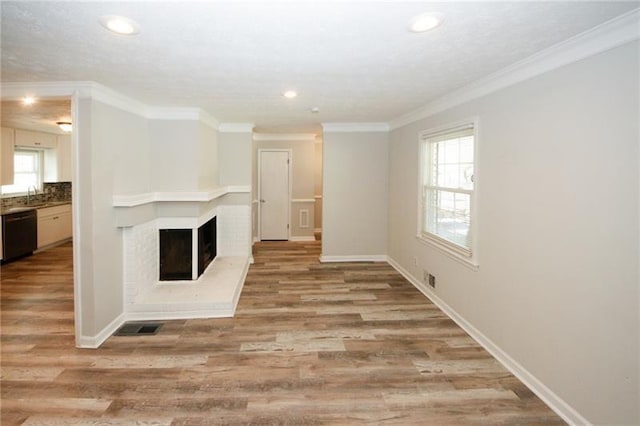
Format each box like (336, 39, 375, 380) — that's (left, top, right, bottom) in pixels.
(1, 192, 28, 198)
(416, 234, 479, 272)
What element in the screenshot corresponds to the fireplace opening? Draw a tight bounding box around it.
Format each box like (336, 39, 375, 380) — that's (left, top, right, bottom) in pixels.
(198, 216, 217, 276)
(158, 216, 217, 281)
(159, 229, 192, 281)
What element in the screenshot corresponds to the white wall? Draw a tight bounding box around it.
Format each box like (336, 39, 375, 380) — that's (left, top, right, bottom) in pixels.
(198, 122, 219, 189)
(148, 119, 219, 191)
(219, 130, 252, 253)
(219, 132, 252, 186)
(149, 120, 198, 191)
(388, 41, 639, 424)
(322, 130, 388, 258)
(76, 98, 150, 338)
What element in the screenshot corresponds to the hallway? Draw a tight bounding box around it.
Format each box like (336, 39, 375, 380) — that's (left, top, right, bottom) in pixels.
(1, 241, 562, 424)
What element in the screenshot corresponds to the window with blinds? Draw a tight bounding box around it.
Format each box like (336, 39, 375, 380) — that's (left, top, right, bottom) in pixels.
(1, 149, 43, 195)
(419, 123, 475, 259)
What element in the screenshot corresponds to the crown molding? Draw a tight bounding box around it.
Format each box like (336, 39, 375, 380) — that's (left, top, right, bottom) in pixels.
(321, 122, 390, 133)
(198, 110, 221, 131)
(1, 81, 92, 99)
(1, 81, 221, 130)
(218, 123, 255, 133)
(253, 133, 316, 141)
(390, 8, 640, 130)
(146, 107, 220, 130)
(89, 82, 150, 117)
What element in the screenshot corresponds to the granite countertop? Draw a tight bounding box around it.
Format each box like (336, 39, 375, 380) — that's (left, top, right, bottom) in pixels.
(0, 201, 72, 216)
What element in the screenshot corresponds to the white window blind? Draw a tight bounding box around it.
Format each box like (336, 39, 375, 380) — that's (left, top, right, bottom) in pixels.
(1, 149, 43, 195)
(420, 124, 475, 258)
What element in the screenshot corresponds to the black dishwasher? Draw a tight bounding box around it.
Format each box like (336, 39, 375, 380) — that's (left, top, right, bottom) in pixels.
(2, 209, 37, 262)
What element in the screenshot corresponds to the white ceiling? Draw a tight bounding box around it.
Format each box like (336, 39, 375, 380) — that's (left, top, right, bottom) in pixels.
(1, 99, 71, 134)
(1, 1, 637, 133)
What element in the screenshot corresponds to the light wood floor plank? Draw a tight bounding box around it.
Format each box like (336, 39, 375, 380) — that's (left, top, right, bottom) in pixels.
(1, 240, 564, 425)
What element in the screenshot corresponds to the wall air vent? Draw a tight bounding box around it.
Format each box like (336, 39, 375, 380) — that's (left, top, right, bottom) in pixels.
(299, 209, 310, 229)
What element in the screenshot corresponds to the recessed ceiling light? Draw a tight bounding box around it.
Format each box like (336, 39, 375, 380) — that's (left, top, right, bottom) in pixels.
(100, 15, 140, 35)
(310, 107, 320, 113)
(22, 96, 36, 106)
(409, 12, 444, 33)
(283, 90, 297, 99)
(56, 122, 72, 132)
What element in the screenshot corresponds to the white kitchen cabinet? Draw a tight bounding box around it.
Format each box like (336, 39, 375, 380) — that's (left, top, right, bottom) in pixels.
(57, 134, 72, 182)
(37, 204, 72, 248)
(1, 127, 15, 185)
(44, 134, 72, 182)
(15, 129, 56, 149)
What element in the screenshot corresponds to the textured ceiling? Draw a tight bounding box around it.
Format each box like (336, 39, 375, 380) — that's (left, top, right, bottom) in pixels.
(1, 100, 71, 135)
(1, 1, 637, 133)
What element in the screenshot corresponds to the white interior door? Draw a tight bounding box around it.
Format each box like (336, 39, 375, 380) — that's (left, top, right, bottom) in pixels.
(260, 150, 290, 240)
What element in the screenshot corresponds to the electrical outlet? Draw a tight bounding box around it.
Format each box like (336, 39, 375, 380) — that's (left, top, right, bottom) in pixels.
(413, 256, 418, 267)
(428, 274, 436, 288)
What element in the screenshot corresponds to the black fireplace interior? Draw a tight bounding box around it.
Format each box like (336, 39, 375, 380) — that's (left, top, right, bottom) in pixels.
(158, 217, 217, 281)
(159, 229, 192, 281)
(198, 216, 217, 276)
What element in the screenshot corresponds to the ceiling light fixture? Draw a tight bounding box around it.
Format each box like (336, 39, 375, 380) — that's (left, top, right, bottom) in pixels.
(283, 90, 298, 99)
(57, 122, 72, 132)
(22, 96, 36, 106)
(100, 15, 140, 35)
(409, 12, 444, 33)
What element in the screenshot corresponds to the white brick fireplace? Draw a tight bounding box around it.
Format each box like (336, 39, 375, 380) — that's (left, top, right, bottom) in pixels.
(114, 187, 252, 320)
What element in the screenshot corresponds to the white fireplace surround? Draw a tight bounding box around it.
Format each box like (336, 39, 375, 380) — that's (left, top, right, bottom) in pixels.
(118, 191, 252, 320)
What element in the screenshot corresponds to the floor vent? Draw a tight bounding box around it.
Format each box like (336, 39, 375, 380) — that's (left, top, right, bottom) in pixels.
(114, 322, 162, 336)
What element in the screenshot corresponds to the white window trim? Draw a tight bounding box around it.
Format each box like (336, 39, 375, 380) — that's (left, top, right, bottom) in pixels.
(416, 117, 479, 271)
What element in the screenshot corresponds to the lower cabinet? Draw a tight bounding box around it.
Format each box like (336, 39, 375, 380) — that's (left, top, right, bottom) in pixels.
(37, 204, 72, 249)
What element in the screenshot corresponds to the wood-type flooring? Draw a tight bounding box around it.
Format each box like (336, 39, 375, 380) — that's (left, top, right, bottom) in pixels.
(1, 240, 564, 425)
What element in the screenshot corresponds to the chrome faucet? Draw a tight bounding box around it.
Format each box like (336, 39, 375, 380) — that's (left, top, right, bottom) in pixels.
(27, 185, 39, 205)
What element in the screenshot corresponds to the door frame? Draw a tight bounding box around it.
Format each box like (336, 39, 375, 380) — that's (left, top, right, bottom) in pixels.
(257, 149, 292, 241)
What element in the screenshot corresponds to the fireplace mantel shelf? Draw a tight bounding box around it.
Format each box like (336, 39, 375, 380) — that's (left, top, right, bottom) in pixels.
(113, 185, 251, 207)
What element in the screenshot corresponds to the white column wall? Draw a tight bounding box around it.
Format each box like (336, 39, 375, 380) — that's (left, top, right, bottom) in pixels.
(322, 130, 388, 259)
(76, 97, 151, 341)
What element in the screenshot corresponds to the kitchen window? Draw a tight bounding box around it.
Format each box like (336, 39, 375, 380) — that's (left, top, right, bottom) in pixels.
(418, 120, 478, 268)
(1, 149, 43, 195)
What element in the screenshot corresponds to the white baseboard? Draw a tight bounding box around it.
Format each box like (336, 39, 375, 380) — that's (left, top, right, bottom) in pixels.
(77, 312, 126, 349)
(125, 309, 235, 321)
(320, 254, 387, 263)
(289, 236, 316, 242)
(386, 256, 590, 426)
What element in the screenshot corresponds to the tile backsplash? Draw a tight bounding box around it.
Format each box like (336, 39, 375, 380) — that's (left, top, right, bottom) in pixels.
(1, 182, 72, 208)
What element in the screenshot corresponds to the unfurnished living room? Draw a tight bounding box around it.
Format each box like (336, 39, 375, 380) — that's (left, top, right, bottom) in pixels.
(0, 1, 638, 425)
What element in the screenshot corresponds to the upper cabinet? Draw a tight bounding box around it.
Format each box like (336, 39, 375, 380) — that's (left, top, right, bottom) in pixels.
(44, 134, 72, 182)
(1, 127, 15, 185)
(56, 134, 72, 182)
(15, 129, 56, 149)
